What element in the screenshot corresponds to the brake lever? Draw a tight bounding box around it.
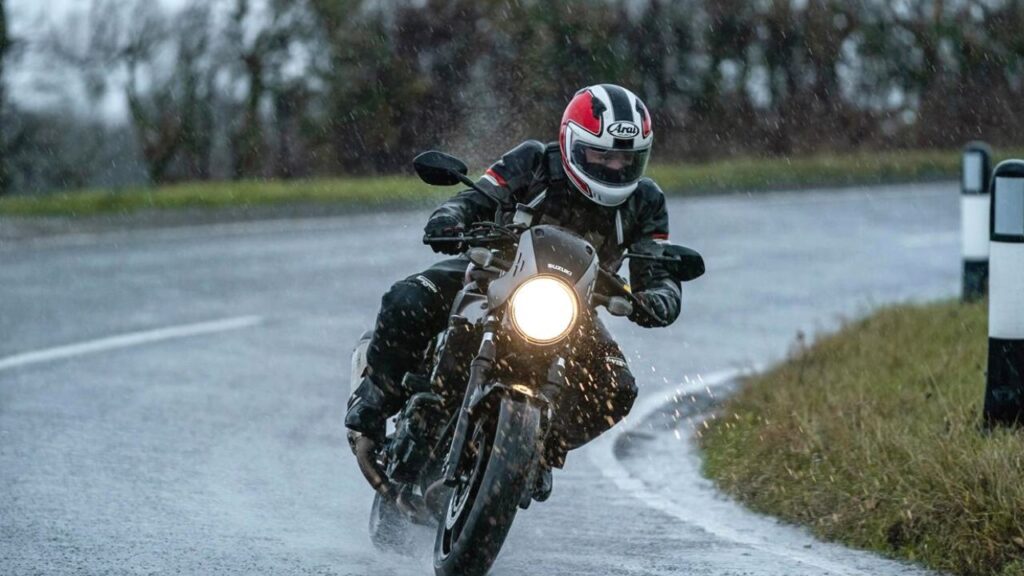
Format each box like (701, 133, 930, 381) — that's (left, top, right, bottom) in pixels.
(592, 293, 634, 317)
(595, 267, 660, 320)
(613, 290, 656, 320)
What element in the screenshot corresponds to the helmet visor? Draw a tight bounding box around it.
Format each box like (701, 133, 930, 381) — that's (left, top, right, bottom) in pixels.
(571, 142, 650, 186)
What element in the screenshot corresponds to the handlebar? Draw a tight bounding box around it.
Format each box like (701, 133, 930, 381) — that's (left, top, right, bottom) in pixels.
(421, 234, 510, 247)
(422, 222, 523, 249)
(423, 222, 661, 321)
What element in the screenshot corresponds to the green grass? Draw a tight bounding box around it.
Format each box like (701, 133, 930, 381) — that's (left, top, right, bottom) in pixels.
(0, 175, 448, 217)
(647, 148, 967, 192)
(4, 147, 1023, 217)
(701, 300, 1024, 576)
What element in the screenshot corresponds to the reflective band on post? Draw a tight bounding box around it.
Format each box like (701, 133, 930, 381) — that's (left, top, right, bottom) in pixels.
(963, 152, 985, 192)
(961, 195, 991, 260)
(994, 177, 1024, 237)
(984, 159, 1024, 427)
(963, 143, 992, 195)
(961, 142, 992, 302)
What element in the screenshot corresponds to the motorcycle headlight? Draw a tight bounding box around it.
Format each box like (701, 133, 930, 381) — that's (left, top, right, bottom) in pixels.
(509, 276, 578, 344)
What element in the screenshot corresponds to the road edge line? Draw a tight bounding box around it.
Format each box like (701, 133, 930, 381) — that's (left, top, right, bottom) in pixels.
(588, 366, 887, 576)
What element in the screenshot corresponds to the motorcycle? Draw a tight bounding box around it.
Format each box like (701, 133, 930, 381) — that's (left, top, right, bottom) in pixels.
(350, 151, 705, 576)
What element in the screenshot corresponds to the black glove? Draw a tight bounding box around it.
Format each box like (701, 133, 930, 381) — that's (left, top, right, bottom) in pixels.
(424, 215, 465, 255)
(629, 290, 676, 328)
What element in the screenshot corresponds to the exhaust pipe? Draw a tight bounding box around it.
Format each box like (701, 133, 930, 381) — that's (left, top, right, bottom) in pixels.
(353, 434, 430, 521)
(352, 434, 394, 499)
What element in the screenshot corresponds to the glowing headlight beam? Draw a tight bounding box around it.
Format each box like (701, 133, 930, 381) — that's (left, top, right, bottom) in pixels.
(509, 276, 578, 344)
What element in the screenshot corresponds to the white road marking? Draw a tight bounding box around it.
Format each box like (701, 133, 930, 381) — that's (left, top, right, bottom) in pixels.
(0, 316, 263, 372)
(590, 366, 915, 576)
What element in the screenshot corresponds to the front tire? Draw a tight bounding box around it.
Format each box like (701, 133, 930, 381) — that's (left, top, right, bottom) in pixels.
(433, 397, 541, 576)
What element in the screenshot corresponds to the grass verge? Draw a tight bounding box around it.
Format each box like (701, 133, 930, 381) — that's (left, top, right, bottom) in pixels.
(4, 147, 1017, 218)
(0, 175, 448, 218)
(647, 148, 967, 193)
(701, 300, 1024, 576)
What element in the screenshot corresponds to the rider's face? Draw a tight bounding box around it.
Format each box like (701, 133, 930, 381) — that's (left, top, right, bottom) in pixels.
(584, 148, 634, 171)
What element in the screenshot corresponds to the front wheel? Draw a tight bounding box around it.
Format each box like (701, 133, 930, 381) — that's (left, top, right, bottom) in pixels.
(433, 396, 541, 576)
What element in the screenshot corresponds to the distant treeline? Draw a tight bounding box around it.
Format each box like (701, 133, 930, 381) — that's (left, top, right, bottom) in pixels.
(2, 0, 1024, 194)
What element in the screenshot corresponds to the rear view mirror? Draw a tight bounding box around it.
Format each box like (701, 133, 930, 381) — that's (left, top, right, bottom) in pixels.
(413, 151, 469, 186)
(662, 245, 705, 282)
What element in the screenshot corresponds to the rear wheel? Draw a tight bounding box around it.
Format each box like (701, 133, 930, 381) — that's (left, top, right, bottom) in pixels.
(368, 491, 414, 554)
(433, 397, 540, 576)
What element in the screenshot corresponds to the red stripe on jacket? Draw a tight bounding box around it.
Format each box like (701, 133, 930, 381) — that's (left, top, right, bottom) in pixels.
(485, 168, 507, 188)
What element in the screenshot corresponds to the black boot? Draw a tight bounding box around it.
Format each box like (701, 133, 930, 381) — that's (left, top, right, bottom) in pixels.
(532, 439, 566, 502)
(533, 462, 553, 502)
(345, 374, 404, 443)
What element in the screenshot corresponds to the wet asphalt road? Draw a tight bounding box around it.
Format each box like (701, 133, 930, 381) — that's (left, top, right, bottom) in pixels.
(0, 183, 957, 575)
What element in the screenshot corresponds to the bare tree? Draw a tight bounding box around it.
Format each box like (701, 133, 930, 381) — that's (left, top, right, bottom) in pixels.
(224, 0, 306, 179)
(12, 0, 1024, 194)
(45, 0, 218, 184)
(0, 0, 11, 195)
(120, 3, 218, 183)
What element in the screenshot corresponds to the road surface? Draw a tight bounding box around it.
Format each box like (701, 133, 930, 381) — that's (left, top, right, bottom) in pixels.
(1, 183, 957, 575)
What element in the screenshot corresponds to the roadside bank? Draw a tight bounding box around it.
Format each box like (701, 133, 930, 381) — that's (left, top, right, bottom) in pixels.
(701, 300, 1024, 576)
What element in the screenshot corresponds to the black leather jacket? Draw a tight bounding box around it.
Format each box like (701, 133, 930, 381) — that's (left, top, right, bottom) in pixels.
(428, 140, 681, 327)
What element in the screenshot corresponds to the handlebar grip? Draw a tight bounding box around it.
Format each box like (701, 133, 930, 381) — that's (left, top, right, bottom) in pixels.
(424, 231, 514, 249)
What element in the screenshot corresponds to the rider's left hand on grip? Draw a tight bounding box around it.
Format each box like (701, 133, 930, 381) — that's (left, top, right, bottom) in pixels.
(424, 215, 465, 255)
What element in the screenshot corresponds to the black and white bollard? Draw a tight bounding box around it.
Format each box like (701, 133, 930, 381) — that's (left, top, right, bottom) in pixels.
(984, 159, 1024, 426)
(961, 142, 992, 301)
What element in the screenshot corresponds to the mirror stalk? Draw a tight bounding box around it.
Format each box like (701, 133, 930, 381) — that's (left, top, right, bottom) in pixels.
(454, 172, 505, 208)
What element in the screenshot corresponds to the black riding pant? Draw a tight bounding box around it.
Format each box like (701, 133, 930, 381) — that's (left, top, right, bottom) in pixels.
(365, 258, 638, 460)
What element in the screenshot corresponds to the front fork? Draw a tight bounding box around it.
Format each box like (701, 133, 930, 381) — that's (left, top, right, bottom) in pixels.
(442, 318, 566, 486)
(443, 317, 498, 486)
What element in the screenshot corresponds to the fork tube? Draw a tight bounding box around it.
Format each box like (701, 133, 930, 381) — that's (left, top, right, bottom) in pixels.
(443, 318, 498, 486)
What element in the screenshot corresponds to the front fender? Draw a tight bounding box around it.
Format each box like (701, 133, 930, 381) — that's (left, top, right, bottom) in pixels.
(444, 380, 547, 487)
(468, 380, 549, 415)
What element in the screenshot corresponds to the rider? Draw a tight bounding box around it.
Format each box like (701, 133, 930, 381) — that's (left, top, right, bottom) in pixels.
(346, 84, 681, 496)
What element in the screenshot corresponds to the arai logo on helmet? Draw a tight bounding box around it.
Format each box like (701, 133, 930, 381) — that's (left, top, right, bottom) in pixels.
(607, 121, 640, 138)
